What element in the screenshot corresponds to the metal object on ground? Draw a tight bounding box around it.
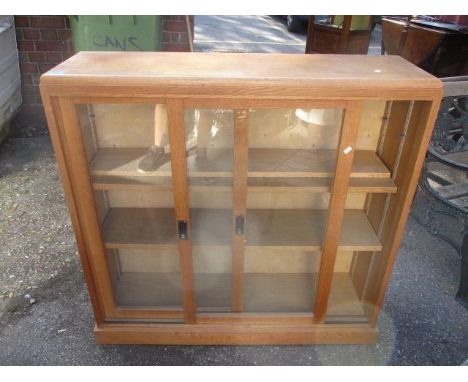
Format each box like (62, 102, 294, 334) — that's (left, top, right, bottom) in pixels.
(0, 15, 21, 144)
(417, 76, 468, 307)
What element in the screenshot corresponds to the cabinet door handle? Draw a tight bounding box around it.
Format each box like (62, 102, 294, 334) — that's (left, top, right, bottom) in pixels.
(177, 220, 188, 240)
(235, 215, 245, 235)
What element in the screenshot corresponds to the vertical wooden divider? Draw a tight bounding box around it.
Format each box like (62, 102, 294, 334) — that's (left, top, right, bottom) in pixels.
(313, 101, 363, 323)
(231, 109, 249, 312)
(166, 99, 197, 323)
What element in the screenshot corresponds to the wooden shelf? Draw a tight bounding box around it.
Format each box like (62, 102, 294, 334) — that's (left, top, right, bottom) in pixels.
(91, 148, 395, 193)
(94, 175, 397, 193)
(247, 177, 397, 193)
(114, 271, 365, 318)
(93, 175, 234, 191)
(102, 208, 381, 251)
(91, 147, 391, 178)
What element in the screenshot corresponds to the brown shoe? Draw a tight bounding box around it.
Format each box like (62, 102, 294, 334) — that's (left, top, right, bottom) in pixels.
(137, 145, 167, 173)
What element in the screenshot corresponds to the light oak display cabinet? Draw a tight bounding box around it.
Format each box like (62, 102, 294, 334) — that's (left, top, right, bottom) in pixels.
(40, 52, 442, 345)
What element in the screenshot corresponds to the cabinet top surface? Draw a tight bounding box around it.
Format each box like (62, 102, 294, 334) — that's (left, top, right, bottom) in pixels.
(41, 52, 442, 99)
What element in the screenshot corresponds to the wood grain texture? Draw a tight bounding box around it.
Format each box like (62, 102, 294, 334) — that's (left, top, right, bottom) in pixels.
(90, 147, 391, 178)
(111, 272, 364, 318)
(101, 208, 381, 251)
(232, 110, 249, 311)
(116, 248, 353, 274)
(41, 52, 442, 100)
(40, 91, 105, 325)
(56, 97, 116, 317)
(95, 322, 378, 345)
(93, 175, 397, 194)
(314, 101, 363, 322)
(362, 100, 442, 325)
(166, 99, 197, 323)
(40, 52, 442, 344)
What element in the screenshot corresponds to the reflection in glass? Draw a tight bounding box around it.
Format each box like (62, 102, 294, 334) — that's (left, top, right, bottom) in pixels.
(184, 109, 234, 312)
(244, 108, 343, 313)
(77, 103, 183, 311)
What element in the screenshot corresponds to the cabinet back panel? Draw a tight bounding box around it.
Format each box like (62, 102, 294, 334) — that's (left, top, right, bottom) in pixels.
(104, 189, 367, 209)
(80, 103, 384, 151)
(117, 248, 353, 274)
(92, 104, 156, 148)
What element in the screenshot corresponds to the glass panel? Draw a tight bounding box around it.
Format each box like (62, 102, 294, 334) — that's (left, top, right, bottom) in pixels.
(244, 107, 343, 313)
(326, 249, 374, 323)
(183, 108, 234, 312)
(77, 103, 183, 311)
(324, 100, 390, 322)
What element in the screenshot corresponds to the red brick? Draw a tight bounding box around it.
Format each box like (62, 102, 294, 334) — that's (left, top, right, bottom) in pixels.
(178, 32, 189, 43)
(66, 39, 74, 52)
(19, 62, 38, 73)
(21, 74, 33, 84)
(14, 16, 30, 27)
(44, 52, 63, 63)
(40, 29, 58, 40)
(31, 73, 42, 85)
(164, 20, 187, 32)
(163, 42, 190, 52)
(163, 31, 171, 42)
(57, 29, 71, 40)
(15, 28, 23, 40)
(21, 28, 40, 40)
(175, 32, 184, 42)
(17, 40, 35, 51)
(29, 52, 45, 63)
(38, 63, 57, 73)
(62, 51, 74, 60)
(30, 16, 65, 29)
(35, 40, 67, 51)
(21, 84, 39, 95)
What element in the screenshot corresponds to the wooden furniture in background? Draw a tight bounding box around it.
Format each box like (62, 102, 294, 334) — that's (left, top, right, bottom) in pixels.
(305, 16, 374, 54)
(382, 16, 468, 77)
(40, 52, 442, 344)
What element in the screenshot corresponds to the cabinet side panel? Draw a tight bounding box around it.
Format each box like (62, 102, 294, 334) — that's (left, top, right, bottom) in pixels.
(55, 97, 117, 318)
(350, 251, 374, 299)
(378, 101, 412, 171)
(40, 89, 105, 324)
(362, 100, 441, 325)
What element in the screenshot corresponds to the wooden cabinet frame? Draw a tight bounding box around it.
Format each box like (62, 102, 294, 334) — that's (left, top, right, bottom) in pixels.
(40, 52, 442, 344)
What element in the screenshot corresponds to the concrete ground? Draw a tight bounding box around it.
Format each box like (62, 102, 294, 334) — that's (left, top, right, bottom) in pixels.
(0, 16, 467, 365)
(194, 15, 382, 55)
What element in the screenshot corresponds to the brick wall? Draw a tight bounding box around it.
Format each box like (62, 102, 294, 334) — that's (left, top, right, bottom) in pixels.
(13, 16, 73, 135)
(12, 15, 194, 136)
(162, 15, 194, 52)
